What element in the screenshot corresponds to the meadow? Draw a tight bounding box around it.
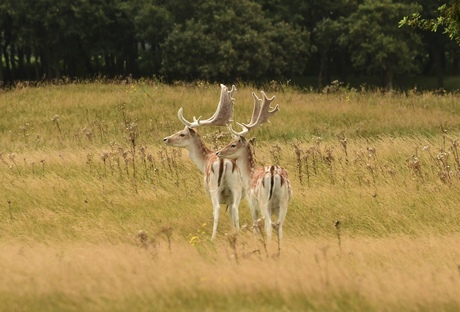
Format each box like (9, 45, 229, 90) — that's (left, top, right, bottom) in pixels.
(1, 80, 460, 311)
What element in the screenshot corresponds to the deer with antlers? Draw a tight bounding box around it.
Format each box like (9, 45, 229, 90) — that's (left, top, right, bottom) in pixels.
(216, 91, 292, 253)
(163, 84, 244, 240)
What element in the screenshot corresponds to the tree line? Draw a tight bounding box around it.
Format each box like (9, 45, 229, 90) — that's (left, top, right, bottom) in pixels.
(1, 0, 459, 90)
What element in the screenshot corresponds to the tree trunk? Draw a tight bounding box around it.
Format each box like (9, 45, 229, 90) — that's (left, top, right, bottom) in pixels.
(17, 47, 25, 80)
(125, 41, 139, 77)
(25, 46, 32, 80)
(34, 46, 41, 80)
(42, 47, 51, 80)
(0, 47, 4, 85)
(10, 44, 17, 77)
(384, 64, 393, 91)
(318, 50, 329, 90)
(89, 56, 97, 75)
(105, 54, 115, 76)
(2, 44, 12, 83)
(67, 55, 77, 78)
(431, 45, 445, 89)
(52, 46, 61, 79)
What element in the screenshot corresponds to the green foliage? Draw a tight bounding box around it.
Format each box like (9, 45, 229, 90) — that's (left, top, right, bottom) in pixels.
(160, 0, 310, 82)
(1, 0, 459, 89)
(400, 0, 460, 44)
(340, 0, 423, 90)
(135, 3, 174, 74)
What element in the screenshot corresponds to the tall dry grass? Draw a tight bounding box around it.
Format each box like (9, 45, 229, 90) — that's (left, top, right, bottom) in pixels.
(0, 236, 459, 311)
(1, 81, 460, 311)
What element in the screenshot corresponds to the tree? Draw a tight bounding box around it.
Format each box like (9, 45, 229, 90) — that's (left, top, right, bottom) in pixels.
(313, 18, 344, 88)
(135, 3, 174, 76)
(340, 0, 423, 90)
(159, 0, 311, 82)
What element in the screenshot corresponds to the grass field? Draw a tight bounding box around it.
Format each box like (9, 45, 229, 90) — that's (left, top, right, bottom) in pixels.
(1, 80, 460, 311)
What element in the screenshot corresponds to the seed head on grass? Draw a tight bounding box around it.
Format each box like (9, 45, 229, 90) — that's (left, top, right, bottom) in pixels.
(158, 226, 173, 252)
(51, 115, 62, 134)
(137, 230, 158, 252)
(334, 220, 342, 256)
(8, 200, 12, 221)
(337, 131, 348, 161)
(408, 155, 422, 177)
(225, 233, 239, 264)
(40, 159, 45, 173)
(226, 232, 237, 249)
(293, 143, 303, 184)
(136, 230, 159, 258)
(137, 230, 148, 245)
(253, 218, 268, 257)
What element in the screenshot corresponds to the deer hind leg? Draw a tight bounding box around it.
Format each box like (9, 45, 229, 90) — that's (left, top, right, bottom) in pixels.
(279, 198, 289, 238)
(210, 191, 221, 241)
(261, 204, 273, 240)
(265, 219, 273, 240)
(272, 221, 281, 256)
(275, 198, 289, 252)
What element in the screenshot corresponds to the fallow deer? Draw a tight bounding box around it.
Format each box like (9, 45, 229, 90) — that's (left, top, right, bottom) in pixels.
(216, 91, 292, 253)
(163, 84, 244, 240)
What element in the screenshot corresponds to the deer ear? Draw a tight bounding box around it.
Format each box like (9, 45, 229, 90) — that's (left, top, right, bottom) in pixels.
(240, 136, 248, 145)
(188, 127, 197, 136)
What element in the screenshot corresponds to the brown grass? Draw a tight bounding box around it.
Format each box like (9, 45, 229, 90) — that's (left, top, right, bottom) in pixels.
(1, 235, 459, 311)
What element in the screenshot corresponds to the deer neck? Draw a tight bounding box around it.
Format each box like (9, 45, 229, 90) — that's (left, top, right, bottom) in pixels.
(187, 135, 213, 173)
(236, 144, 257, 188)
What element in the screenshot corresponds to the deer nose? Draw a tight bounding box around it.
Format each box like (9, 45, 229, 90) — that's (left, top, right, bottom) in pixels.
(163, 137, 169, 142)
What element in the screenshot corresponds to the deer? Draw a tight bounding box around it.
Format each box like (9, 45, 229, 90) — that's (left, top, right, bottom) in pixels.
(163, 84, 244, 241)
(216, 91, 292, 254)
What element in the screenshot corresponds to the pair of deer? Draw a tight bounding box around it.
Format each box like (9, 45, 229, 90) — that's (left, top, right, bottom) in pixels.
(163, 84, 292, 250)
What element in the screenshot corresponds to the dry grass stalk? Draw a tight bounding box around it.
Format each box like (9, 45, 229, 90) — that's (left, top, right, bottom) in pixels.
(334, 219, 342, 256)
(225, 232, 239, 264)
(253, 218, 268, 257)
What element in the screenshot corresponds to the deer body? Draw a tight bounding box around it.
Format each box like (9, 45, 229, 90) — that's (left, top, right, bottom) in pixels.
(163, 84, 244, 240)
(216, 90, 292, 252)
(164, 127, 243, 240)
(217, 136, 291, 242)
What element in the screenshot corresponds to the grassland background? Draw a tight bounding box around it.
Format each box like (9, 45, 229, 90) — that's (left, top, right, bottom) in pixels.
(1, 81, 460, 311)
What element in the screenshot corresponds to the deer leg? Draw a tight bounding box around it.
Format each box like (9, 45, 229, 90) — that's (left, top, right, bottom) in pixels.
(278, 199, 288, 240)
(232, 202, 240, 231)
(210, 196, 220, 241)
(272, 221, 281, 256)
(232, 188, 243, 231)
(265, 220, 273, 241)
(261, 206, 272, 240)
(227, 204, 234, 226)
(249, 198, 259, 235)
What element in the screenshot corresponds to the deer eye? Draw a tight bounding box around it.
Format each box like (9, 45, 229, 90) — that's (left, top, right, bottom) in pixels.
(231, 144, 237, 148)
(179, 133, 185, 137)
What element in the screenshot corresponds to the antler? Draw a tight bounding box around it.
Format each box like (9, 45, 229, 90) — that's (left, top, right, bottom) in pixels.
(229, 91, 279, 137)
(178, 84, 236, 128)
